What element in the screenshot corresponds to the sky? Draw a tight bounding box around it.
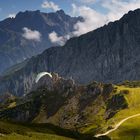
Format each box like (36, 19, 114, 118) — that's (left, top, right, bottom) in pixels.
(1, 0, 140, 43)
(0, 0, 140, 19)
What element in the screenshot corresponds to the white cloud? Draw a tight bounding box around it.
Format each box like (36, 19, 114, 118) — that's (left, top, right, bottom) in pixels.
(102, 0, 140, 22)
(22, 27, 41, 42)
(79, 0, 97, 4)
(8, 13, 16, 18)
(72, 0, 140, 36)
(49, 31, 70, 46)
(42, 1, 60, 11)
(72, 4, 106, 36)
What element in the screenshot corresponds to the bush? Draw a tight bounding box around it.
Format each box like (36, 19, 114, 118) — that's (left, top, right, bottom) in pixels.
(120, 90, 129, 94)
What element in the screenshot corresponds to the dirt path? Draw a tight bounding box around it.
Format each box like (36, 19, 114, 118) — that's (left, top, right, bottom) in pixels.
(95, 113, 140, 137)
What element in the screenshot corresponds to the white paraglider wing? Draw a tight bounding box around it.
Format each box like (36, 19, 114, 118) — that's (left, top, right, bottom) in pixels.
(35, 72, 52, 83)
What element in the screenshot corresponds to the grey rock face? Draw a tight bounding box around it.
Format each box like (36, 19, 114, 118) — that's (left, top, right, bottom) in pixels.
(1, 9, 140, 96)
(0, 10, 82, 74)
(32, 72, 75, 92)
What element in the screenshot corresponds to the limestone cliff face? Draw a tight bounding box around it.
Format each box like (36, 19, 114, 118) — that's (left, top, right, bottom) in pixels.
(1, 9, 140, 96)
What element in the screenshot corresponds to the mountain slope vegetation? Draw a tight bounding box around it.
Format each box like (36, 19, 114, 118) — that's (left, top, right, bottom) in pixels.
(1, 74, 140, 139)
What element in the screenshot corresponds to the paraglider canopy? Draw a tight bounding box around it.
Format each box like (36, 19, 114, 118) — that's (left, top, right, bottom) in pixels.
(35, 72, 52, 83)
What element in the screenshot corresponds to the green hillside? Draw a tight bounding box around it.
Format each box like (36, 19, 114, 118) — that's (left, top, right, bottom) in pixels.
(0, 121, 73, 140)
(1, 80, 140, 139)
(109, 116, 140, 140)
(0, 121, 99, 140)
(96, 81, 140, 139)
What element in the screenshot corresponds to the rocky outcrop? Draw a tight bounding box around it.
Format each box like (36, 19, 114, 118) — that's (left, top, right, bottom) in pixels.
(105, 93, 128, 119)
(33, 72, 75, 92)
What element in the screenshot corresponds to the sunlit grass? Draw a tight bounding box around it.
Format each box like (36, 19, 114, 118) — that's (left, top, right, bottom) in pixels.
(108, 86, 140, 123)
(0, 133, 74, 140)
(0, 121, 76, 140)
(109, 116, 140, 140)
(7, 102, 16, 109)
(107, 86, 140, 139)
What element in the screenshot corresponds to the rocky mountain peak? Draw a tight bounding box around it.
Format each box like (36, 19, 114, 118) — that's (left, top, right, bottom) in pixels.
(33, 72, 75, 93)
(122, 8, 140, 20)
(0, 9, 82, 75)
(56, 9, 65, 15)
(16, 10, 41, 17)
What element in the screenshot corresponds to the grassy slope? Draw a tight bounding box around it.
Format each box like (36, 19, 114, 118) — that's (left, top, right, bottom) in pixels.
(109, 116, 140, 140)
(2, 82, 140, 139)
(0, 121, 74, 140)
(80, 95, 107, 134)
(0, 121, 99, 140)
(106, 86, 140, 139)
(1, 133, 74, 140)
(44, 84, 140, 139)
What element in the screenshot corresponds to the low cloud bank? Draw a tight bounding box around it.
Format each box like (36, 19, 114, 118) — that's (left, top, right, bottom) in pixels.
(22, 27, 41, 42)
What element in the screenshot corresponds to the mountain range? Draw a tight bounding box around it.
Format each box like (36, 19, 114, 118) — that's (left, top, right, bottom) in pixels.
(0, 10, 82, 74)
(1, 7, 140, 140)
(1, 9, 140, 96)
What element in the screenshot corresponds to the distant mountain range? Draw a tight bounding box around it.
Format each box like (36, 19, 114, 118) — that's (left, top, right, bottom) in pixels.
(0, 10, 82, 74)
(1, 9, 140, 96)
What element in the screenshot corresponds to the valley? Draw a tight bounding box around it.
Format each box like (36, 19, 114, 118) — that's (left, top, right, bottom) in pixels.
(0, 1, 140, 139)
